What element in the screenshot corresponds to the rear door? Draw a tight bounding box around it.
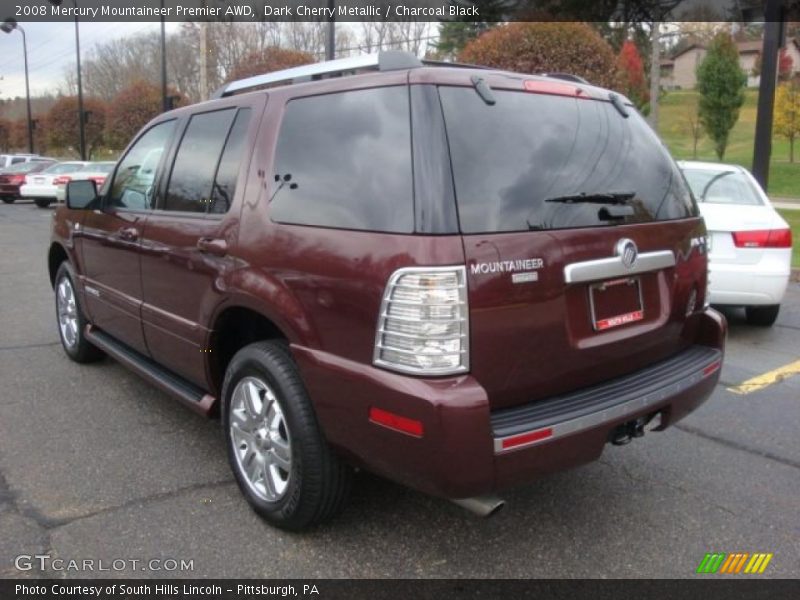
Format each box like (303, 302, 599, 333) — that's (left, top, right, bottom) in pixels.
(139, 100, 262, 388)
(437, 81, 707, 410)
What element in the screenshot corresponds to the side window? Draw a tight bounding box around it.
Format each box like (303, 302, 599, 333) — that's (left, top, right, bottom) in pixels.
(209, 108, 252, 214)
(108, 120, 175, 210)
(11, 157, 25, 164)
(164, 109, 236, 213)
(270, 87, 414, 233)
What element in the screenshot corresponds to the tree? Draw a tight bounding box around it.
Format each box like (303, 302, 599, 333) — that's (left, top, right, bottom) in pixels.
(226, 48, 314, 83)
(458, 22, 620, 90)
(696, 33, 746, 160)
(684, 97, 704, 159)
(46, 96, 106, 158)
(779, 48, 794, 81)
(0, 118, 11, 152)
(436, 0, 511, 57)
(774, 81, 800, 163)
(105, 81, 185, 150)
(617, 40, 649, 110)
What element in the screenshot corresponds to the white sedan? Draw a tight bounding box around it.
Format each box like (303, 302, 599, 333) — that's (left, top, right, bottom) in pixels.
(54, 161, 116, 203)
(679, 161, 792, 326)
(20, 161, 90, 208)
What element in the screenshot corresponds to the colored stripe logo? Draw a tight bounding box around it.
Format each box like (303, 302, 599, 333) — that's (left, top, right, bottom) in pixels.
(696, 552, 773, 574)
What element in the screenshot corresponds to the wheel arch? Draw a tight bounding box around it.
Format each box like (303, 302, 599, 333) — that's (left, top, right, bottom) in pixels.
(48, 242, 70, 288)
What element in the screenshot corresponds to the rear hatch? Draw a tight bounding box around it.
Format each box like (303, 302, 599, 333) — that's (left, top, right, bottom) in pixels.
(437, 77, 707, 409)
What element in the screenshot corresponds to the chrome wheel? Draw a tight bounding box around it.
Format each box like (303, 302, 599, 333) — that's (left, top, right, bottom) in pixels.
(57, 276, 79, 349)
(229, 376, 292, 502)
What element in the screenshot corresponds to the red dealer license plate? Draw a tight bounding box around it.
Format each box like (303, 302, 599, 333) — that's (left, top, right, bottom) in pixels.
(589, 277, 643, 331)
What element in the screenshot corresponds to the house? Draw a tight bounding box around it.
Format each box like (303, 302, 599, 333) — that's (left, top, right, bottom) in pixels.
(660, 38, 800, 90)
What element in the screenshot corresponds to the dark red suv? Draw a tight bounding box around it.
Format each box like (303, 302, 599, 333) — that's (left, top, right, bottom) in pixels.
(49, 51, 726, 530)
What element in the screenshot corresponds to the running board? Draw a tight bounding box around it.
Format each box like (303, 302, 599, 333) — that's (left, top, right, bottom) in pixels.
(85, 326, 216, 416)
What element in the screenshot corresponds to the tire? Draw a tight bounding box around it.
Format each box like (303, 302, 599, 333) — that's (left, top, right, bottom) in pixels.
(54, 262, 104, 363)
(34, 198, 52, 208)
(222, 341, 352, 530)
(745, 304, 780, 327)
(1, 196, 14, 204)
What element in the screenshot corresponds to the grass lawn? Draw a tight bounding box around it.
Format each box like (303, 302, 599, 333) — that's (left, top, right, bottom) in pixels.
(658, 89, 800, 199)
(776, 209, 800, 268)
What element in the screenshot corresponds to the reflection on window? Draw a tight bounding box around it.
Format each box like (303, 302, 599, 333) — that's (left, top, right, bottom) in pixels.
(209, 108, 251, 214)
(109, 120, 175, 210)
(681, 169, 763, 206)
(270, 87, 414, 233)
(165, 109, 235, 213)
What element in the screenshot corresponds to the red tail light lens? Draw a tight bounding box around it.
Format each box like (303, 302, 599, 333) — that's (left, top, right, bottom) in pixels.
(53, 176, 72, 185)
(88, 176, 106, 185)
(732, 229, 792, 249)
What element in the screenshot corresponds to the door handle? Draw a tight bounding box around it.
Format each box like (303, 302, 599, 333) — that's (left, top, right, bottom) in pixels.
(118, 227, 139, 242)
(197, 237, 228, 257)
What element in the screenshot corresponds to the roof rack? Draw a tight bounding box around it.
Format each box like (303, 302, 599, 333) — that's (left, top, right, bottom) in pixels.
(212, 50, 423, 99)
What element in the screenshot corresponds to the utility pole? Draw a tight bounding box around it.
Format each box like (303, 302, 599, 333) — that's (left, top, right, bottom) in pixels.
(649, 21, 660, 131)
(326, 0, 336, 61)
(752, 0, 783, 189)
(199, 21, 208, 100)
(160, 0, 168, 112)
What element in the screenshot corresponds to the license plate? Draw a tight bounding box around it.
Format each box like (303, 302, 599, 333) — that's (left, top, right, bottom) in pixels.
(589, 277, 643, 331)
(34, 177, 44, 184)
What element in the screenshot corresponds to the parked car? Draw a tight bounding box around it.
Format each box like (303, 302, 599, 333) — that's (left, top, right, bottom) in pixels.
(679, 161, 792, 326)
(50, 52, 726, 530)
(0, 153, 52, 169)
(0, 160, 57, 203)
(54, 162, 116, 203)
(20, 161, 90, 208)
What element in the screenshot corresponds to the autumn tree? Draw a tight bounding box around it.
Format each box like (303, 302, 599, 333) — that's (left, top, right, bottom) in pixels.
(105, 80, 185, 150)
(45, 96, 106, 158)
(617, 40, 649, 110)
(226, 47, 314, 83)
(779, 48, 794, 81)
(774, 81, 800, 163)
(0, 119, 11, 152)
(696, 33, 746, 160)
(459, 22, 620, 90)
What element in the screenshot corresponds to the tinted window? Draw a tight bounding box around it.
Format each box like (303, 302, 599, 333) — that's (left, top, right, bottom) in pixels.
(209, 108, 251, 214)
(165, 109, 236, 213)
(681, 168, 763, 206)
(270, 87, 413, 232)
(439, 87, 696, 233)
(11, 157, 25, 164)
(109, 120, 175, 210)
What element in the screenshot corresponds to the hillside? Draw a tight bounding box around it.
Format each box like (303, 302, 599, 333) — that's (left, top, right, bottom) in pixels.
(658, 89, 799, 198)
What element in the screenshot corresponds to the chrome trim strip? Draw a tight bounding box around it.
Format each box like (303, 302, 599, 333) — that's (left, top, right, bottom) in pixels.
(564, 250, 675, 284)
(493, 361, 719, 454)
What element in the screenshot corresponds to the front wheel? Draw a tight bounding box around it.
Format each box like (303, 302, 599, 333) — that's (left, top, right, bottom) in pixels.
(745, 304, 780, 327)
(54, 262, 104, 363)
(34, 198, 52, 208)
(222, 341, 352, 530)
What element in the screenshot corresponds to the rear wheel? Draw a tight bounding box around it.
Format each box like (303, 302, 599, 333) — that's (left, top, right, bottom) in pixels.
(745, 304, 780, 327)
(222, 341, 352, 530)
(34, 198, 52, 208)
(54, 262, 104, 363)
(1, 196, 14, 204)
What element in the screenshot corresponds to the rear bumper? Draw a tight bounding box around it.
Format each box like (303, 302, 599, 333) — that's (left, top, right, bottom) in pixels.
(293, 309, 726, 499)
(709, 252, 790, 306)
(19, 184, 57, 198)
(0, 184, 22, 196)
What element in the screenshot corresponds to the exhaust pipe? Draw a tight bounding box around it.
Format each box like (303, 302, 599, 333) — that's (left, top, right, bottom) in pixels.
(451, 495, 506, 517)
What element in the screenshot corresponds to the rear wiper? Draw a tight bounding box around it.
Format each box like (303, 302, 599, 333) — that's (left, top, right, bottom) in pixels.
(545, 191, 636, 205)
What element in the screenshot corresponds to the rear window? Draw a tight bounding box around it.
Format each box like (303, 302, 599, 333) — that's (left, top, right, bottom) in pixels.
(270, 86, 413, 233)
(681, 168, 763, 206)
(439, 87, 696, 233)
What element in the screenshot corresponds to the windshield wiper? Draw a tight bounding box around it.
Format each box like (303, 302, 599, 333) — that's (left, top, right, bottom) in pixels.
(545, 191, 636, 205)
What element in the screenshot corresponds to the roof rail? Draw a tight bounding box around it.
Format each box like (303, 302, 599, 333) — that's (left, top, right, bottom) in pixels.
(212, 50, 423, 99)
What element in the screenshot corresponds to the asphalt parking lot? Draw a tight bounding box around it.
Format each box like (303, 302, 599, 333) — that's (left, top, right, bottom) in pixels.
(1, 199, 798, 579)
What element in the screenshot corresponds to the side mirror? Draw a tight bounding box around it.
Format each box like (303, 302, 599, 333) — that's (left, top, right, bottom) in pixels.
(66, 179, 97, 209)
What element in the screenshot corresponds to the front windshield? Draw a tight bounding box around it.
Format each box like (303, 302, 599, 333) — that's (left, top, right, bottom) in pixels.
(681, 168, 763, 206)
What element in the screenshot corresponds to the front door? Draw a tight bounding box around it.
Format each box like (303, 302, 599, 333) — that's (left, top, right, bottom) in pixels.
(79, 119, 177, 355)
(140, 106, 257, 388)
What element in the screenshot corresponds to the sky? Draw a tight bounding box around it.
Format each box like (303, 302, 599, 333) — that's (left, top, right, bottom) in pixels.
(0, 21, 182, 100)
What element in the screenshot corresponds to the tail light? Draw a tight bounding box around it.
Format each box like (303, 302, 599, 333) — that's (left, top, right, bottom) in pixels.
(88, 176, 106, 185)
(53, 176, 72, 186)
(373, 266, 469, 375)
(732, 229, 792, 248)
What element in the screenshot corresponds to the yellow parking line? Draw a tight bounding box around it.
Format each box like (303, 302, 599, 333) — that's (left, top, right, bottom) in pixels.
(727, 359, 800, 395)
